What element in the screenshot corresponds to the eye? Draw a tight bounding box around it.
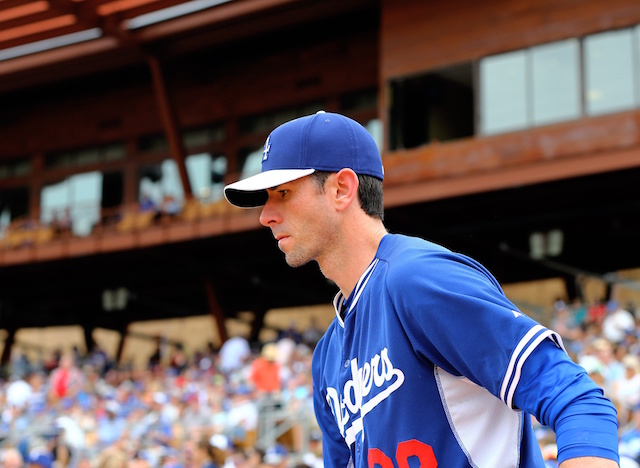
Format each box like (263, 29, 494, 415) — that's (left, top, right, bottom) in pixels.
(278, 189, 289, 198)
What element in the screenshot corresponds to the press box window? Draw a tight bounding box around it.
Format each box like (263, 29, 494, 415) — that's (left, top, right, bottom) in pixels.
(583, 28, 639, 116)
(389, 63, 474, 150)
(480, 39, 580, 135)
(41, 172, 102, 237)
(186, 153, 227, 201)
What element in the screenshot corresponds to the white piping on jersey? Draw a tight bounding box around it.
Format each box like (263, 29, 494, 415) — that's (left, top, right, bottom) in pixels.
(333, 258, 380, 327)
(500, 324, 566, 408)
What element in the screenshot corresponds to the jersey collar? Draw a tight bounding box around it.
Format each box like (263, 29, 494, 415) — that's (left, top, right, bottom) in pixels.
(333, 257, 380, 328)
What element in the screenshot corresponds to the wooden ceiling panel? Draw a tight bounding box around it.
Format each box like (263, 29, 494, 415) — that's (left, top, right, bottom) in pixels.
(97, 0, 168, 16)
(0, 11, 62, 35)
(0, 1, 50, 24)
(0, 0, 377, 92)
(0, 13, 77, 46)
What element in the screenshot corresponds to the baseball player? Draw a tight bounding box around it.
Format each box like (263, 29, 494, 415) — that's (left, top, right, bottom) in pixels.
(224, 111, 619, 467)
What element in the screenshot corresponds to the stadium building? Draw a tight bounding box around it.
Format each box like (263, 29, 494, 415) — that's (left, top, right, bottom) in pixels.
(0, 0, 639, 367)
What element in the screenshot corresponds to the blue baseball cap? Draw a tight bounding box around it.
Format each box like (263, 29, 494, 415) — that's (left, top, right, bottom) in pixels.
(224, 111, 383, 208)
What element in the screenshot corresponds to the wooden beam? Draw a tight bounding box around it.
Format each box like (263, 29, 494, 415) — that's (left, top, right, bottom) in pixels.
(146, 53, 192, 198)
(204, 277, 228, 344)
(0, 35, 120, 76)
(83, 324, 95, 353)
(383, 143, 640, 208)
(28, 152, 44, 222)
(0, 327, 16, 367)
(135, 0, 300, 41)
(0, 15, 78, 48)
(0, 2, 51, 27)
(249, 306, 267, 345)
(114, 323, 128, 365)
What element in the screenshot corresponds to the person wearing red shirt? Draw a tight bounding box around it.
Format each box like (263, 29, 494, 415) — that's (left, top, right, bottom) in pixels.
(249, 343, 281, 395)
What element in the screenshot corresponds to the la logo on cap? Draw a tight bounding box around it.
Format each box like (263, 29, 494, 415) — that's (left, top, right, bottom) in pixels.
(262, 135, 271, 161)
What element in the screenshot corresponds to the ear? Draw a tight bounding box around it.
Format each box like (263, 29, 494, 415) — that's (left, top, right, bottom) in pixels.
(332, 168, 359, 212)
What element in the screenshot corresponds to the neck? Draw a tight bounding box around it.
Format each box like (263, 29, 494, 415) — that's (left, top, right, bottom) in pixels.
(318, 215, 387, 298)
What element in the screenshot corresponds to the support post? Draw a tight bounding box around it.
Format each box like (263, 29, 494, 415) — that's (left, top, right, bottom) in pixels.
(204, 277, 229, 344)
(0, 327, 16, 368)
(115, 323, 129, 366)
(146, 54, 192, 199)
(83, 325, 95, 354)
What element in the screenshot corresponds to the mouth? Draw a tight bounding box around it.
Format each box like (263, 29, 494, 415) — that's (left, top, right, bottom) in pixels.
(275, 234, 290, 250)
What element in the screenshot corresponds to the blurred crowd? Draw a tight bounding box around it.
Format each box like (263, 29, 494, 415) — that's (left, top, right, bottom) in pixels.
(4, 297, 640, 468)
(0, 322, 324, 468)
(536, 297, 640, 467)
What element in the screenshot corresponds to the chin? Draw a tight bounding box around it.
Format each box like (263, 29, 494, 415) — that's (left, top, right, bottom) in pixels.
(284, 254, 311, 269)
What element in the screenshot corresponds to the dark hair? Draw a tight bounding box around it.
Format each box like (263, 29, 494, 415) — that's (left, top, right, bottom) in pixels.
(310, 171, 384, 221)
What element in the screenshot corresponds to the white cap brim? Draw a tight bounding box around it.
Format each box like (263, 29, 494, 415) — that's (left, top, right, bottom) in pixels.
(224, 168, 315, 208)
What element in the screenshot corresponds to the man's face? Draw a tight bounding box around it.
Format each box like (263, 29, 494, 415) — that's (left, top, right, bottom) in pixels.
(259, 175, 338, 268)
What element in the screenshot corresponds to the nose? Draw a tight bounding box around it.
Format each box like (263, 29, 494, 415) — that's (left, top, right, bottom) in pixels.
(259, 195, 280, 227)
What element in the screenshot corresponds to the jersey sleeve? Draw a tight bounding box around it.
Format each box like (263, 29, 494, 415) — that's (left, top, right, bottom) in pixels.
(514, 339, 619, 464)
(385, 249, 561, 405)
(384, 247, 619, 462)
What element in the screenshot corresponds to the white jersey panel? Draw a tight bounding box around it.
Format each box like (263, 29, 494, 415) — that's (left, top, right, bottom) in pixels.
(436, 366, 523, 468)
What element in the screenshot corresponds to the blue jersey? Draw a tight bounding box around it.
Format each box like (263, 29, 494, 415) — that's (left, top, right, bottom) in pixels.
(312, 234, 618, 468)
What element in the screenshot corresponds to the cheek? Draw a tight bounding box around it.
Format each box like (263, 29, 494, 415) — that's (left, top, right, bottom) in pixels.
(308, 203, 338, 239)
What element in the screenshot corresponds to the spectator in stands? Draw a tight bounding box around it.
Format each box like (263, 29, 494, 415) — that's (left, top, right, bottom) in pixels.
(148, 335, 170, 371)
(620, 404, 640, 463)
(570, 297, 588, 328)
(0, 336, 327, 467)
(18, 317, 637, 468)
(43, 348, 62, 373)
(5, 372, 33, 410)
(139, 192, 163, 223)
(578, 338, 620, 391)
(180, 388, 212, 433)
(48, 429, 72, 468)
(169, 343, 188, 375)
(95, 447, 128, 468)
(189, 435, 215, 468)
(26, 371, 47, 414)
(262, 444, 289, 468)
(52, 207, 72, 237)
(278, 321, 302, 344)
(587, 298, 608, 328)
(161, 195, 181, 219)
(613, 354, 640, 424)
(97, 400, 126, 448)
(26, 450, 54, 468)
(87, 343, 112, 377)
(218, 335, 251, 375)
(10, 349, 32, 378)
(0, 447, 24, 468)
(301, 318, 324, 349)
(248, 343, 282, 396)
(49, 353, 84, 404)
(550, 300, 581, 343)
(139, 193, 158, 213)
(226, 386, 259, 450)
(602, 300, 636, 345)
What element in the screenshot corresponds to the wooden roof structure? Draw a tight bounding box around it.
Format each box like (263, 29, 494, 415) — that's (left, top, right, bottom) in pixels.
(1, 0, 640, 364)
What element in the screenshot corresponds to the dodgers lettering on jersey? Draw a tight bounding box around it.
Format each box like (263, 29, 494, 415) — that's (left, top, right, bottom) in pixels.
(312, 234, 565, 468)
(326, 347, 405, 446)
